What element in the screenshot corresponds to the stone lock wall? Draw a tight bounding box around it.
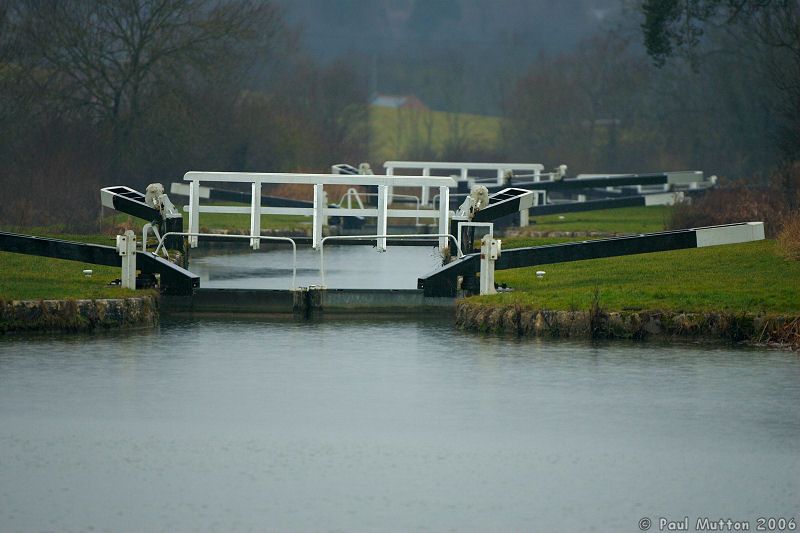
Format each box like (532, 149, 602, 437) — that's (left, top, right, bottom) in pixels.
(0, 296, 158, 333)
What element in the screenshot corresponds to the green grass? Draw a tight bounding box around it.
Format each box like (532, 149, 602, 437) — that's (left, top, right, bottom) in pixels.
(479, 240, 800, 314)
(102, 203, 313, 234)
(525, 205, 670, 235)
(0, 229, 148, 300)
(0, 251, 142, 300)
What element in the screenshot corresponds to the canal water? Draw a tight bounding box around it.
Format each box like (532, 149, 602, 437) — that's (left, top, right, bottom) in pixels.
(188, 244, 444, 290)
(1, 317, 798, 531)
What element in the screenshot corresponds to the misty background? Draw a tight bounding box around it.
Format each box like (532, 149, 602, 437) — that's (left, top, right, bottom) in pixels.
(0, 0, 797, 228)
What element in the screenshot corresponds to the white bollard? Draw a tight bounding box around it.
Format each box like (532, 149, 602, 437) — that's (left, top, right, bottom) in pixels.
(116, 229, 137, 290)
(479, 234, 501, 295)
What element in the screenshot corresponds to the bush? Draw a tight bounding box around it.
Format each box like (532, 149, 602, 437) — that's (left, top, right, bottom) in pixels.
(778, 212, 800, 261)
(669, 163, 800, 238)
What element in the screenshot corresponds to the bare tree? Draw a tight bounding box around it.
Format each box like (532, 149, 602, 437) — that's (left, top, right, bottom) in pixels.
(640, 0, 800, 160)
(11, 0, 283, 153)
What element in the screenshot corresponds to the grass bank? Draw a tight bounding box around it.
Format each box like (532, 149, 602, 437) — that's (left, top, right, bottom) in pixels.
(0, 251, 142, 300)
(460, 239, 800, 346)
(0, 228, 149, 300)
(485, 240, 799, 314)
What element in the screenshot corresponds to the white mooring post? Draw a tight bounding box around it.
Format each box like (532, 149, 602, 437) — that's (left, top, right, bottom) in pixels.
(479, 233, 501, 295)
(116, 229, 137, 290)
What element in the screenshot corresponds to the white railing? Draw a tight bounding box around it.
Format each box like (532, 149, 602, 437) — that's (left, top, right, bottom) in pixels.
(183, 171, 455, 252)
(318, 233, 463, 287)
(337, 188, 422, 225)
(154, 232, 298, 289)
(384, 161, 545, 206)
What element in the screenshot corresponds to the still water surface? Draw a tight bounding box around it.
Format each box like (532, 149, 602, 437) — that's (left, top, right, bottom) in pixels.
(1, 317, 798, 531)
(189, 245, 443, 289)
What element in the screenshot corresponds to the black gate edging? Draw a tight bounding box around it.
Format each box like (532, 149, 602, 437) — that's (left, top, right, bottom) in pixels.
(0, 231, 198, 295)
(418, 227, 701, 297)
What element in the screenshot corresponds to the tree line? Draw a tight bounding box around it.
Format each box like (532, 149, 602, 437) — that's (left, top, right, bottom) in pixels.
(0, 0, 796, 230)
(0, 0, 369, 229)
(503, 1, 799, 180)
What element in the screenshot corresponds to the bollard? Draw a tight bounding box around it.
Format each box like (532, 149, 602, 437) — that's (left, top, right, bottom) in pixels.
(479, 234, 501, 295)
(116, 229, 137, 290)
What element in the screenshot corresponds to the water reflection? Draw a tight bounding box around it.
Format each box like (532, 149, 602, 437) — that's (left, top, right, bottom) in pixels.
(188, 244, 443, 289)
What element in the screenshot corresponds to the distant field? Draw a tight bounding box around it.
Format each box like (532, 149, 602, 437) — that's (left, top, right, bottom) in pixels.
(369, 106, 502, 164)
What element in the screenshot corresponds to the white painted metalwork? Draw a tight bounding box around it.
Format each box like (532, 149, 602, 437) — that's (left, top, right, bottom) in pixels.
(116, 230, 137, 290)
(643, 192, 684, 206)
(456, 221, 494, 253)
(337, 189, 422, 225)
(183, 171, 455, 252)
(383, 161, 545, 205)
(154, 232, 298, 289)
(479, 234, 502, 295)
(575, 171, 710, 191)
(338, 188, 367, 210)
(694, 222, 765, 248)
(318, 233, 463, 287)
(142, 223, 166, 257)
(437, 186, 450, 250)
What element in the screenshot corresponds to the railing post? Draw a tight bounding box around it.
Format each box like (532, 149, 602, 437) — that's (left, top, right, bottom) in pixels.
(386, 166, 394, 205)
(313, 183, 325, 250)
(250, 179, 262, 250)
(188, 179, 200, 248)
(421, 167, 430, 206)
(496, 168, 504, 186)
(438, 185, 449, 251)
(377, 184, 388, 251)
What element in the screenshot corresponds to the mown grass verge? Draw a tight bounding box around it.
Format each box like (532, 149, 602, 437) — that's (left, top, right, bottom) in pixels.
(459, 239, 800, 346)
(0, 251, 143, 300)
(485, 240, 799, 314)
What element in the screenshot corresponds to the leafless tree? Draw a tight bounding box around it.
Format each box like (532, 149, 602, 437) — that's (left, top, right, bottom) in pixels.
(10, 0, 283, 150)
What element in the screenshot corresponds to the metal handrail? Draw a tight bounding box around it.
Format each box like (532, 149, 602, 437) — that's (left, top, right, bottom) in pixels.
(154, 232, 298, 289)
(456, 221, 494, 253)
(338, 189, 422, 225)
(319, 233, 462, 287)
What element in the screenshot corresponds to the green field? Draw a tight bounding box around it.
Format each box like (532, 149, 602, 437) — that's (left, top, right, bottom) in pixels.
(369, 106, 502, 163)
(102, 204, 313, 235)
